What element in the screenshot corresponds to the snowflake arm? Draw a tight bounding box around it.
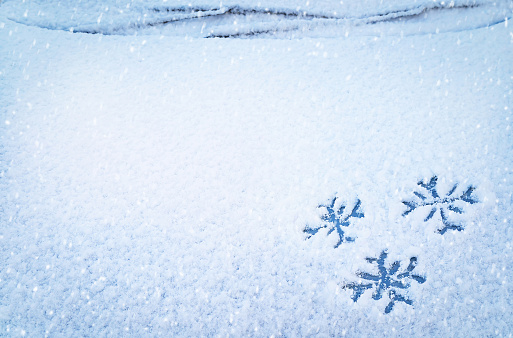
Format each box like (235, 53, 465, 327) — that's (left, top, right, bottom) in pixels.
(418, 176, 439, 198)
(447, 205, 463, 214)
(461, 186, 478, 204)
(348, 199, 365, 219)
(424, 207, 437, 221)
(396, 257, 427, 284)
(342, 282, 373, 302)
(385, 290, 413, 314)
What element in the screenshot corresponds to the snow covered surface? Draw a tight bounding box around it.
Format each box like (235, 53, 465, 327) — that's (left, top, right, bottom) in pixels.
(2, 0, 512, 37)
(1, 0, 513, 336)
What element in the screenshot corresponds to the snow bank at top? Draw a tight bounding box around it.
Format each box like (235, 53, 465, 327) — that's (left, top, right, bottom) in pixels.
(1, 0, 511, 36)
(3, 0, 485, 20)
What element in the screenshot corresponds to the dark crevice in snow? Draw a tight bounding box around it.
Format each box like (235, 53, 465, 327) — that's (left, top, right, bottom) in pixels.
(205, 3, 484, 38)
(150, 5, 331, 20)
(205, 25, 302, 38)
(362, 3, 481, 24)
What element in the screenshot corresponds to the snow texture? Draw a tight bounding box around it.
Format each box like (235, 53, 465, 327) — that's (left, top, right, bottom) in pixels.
(1, 0, 513, 336)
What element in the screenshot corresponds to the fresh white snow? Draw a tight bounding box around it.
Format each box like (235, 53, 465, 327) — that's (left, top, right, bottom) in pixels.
(1, 0, 513, 336)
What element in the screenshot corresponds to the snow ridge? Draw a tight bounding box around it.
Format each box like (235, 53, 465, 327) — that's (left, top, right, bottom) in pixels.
(2, 0, 512, 37)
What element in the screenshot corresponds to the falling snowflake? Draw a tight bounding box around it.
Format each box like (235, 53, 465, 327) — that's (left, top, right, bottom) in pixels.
(402, 176, 478, 234)
(342, 251, 426, 314)
(304, 198, 364, 248)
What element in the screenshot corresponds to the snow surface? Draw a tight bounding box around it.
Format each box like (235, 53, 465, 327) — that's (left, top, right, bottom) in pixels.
(1, 0, 513, 336)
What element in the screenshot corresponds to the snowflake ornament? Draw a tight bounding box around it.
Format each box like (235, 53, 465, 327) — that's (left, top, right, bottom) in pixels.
(402, 176, 478, 234)
(304, 198, 364, 248)
(342, 251, 426, 314)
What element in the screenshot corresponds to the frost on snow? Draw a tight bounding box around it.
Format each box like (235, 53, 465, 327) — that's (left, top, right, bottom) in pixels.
(304, 198, 364, 248)
(342, 251, 426, 314)
(402, 176, 479, 234)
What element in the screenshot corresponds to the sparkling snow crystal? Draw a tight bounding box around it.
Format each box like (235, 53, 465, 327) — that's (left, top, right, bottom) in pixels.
(342, 251, 426, 314)
(402, 176, 479, 234)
